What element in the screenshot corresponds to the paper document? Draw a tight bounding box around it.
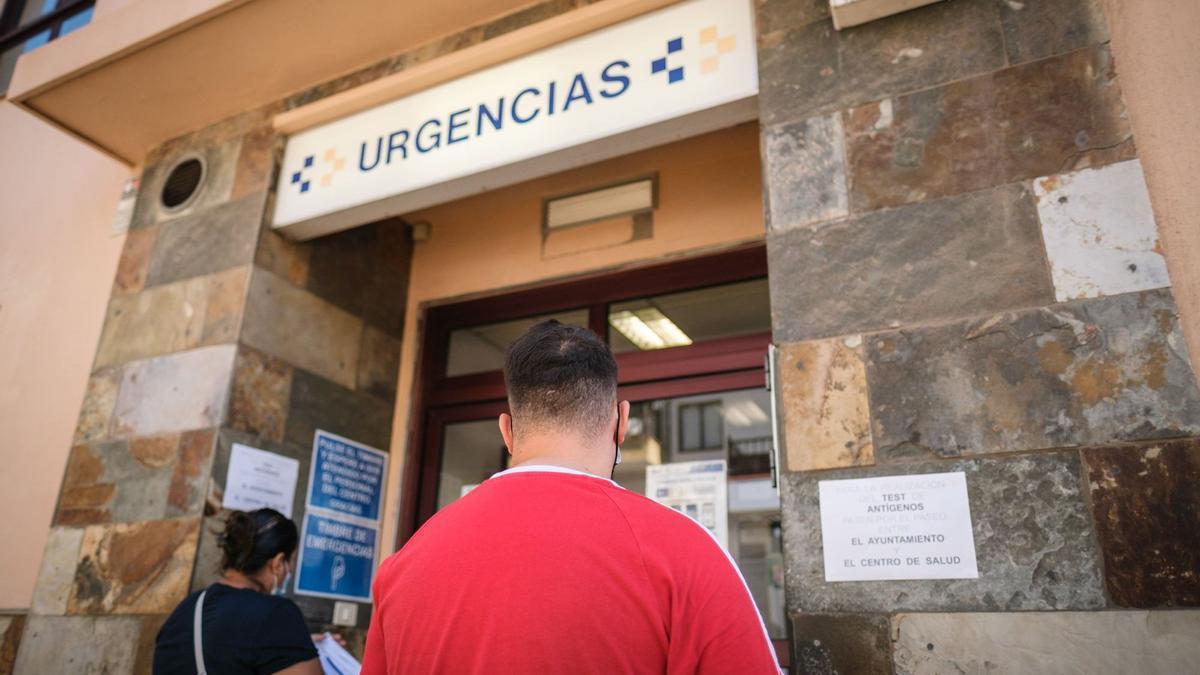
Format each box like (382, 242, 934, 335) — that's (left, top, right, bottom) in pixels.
(314, 632, 361, 675)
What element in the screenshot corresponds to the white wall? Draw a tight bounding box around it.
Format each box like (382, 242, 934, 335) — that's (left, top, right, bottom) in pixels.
(0, 102, 128, 610)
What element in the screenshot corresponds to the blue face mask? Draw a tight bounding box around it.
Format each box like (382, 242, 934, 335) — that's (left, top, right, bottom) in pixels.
(273, 563, 292, 596)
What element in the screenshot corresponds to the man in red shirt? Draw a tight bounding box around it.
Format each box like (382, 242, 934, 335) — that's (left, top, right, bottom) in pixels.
(362, 320, 780, 674)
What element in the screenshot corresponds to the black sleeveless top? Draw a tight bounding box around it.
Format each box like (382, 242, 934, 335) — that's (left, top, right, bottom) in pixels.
(153, 584, 318, 674)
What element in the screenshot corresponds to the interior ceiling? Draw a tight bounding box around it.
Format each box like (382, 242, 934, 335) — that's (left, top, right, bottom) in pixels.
(21, 0, 540, 163)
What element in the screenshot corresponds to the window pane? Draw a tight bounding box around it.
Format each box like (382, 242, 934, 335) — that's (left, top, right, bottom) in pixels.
(445, 308, 589, 377)
(702, 403, 723, 448)
(608, 278, 770, 353)
(21, 28, 49, 52)
(59, 5, 92, 36)
(614, 388, 784, 638)
(436, 419, 508, 511)
(679, 405, 701, 450)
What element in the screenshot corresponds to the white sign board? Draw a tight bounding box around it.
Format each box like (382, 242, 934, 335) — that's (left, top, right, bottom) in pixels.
(646, 460, 729, 549)
(222, 443, 300, 517)
(273, 0, 758, 238)
(818, 472, 979, 582)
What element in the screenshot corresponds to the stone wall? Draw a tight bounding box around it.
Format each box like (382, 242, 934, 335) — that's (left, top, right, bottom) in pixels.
(13, 104, 409, 673)
(757, 0, 1200, 671)
(12, 1, 589, 671)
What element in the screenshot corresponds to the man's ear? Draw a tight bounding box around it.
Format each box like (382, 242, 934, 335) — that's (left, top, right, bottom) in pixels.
(499, 412, 514, 454)
(616, 400, 631, 444)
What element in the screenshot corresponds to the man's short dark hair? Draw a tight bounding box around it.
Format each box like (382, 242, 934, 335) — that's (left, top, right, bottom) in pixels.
(504, 320, 618, 436)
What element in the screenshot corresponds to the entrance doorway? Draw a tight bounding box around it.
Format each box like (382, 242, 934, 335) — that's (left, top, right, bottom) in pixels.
(399, 243, 788, 662)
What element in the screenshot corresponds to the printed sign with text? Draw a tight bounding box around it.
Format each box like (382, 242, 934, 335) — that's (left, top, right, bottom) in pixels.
(306, 430, 387, 523)
(818, 472, 979, 582)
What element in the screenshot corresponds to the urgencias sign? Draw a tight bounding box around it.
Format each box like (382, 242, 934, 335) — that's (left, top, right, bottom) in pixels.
(272, 0, 758, 239)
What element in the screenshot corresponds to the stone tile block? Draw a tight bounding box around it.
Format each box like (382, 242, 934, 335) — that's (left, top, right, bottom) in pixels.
(1034, 160, 1171, 301)
(229, 346, 293, 442)
(756, 0, 829, 37)
(360, 219, 412, 338)
(866, 289, 1200, 461)
(94, 277, 208, 368)
(190, 513, 227, 592)
(846, 45, 1134, 212)
(763, 114, 848, 231)
(74, 367, 121, 443)
(284, 368, 393, 452)
(997, 0, 1110, 65)
(69, 518, 200, 615)
(892, 610, 1200, 674)
(30, 527, 84, 615)
(758, 0, 1005, 127)
(1082, 438, 1200, 608)
(113, 225, 158, 294)
(255, 225, 312, 287)
(145, 192, 265, 288)
(0, 614, 25, 674)
(242, 269, 363, 389)
(55, 432, 208, 525)
(167, 429, 216, 517)
(768, 183, 1054, 342)
(111, 345, 237, 438)
(231, 125, 277, 200)
(12, 615, 142, 674)
(357, 324, 401, 401)
(199, 265, 250, 345)
(779, 337, 874, 471)
(129, 135, 241, 231)
(792, 612, 891, 674)
(781, 452, 1106, 612)
(306, 224, 375, 316)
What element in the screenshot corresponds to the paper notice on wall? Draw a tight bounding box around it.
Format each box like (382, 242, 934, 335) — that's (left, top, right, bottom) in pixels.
(818, 471, 978, 582)
(222, 443, 300, 517)
(646, 460, 729, 549)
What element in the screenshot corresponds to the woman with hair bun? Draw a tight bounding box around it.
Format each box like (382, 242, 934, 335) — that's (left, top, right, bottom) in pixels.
(152, 508, 322, 674)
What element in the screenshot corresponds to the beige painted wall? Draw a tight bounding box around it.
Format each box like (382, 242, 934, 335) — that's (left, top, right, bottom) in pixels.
(0, 102, 128, 610)
(1105, 0, 1200, 379)
(378, 122, 764, 552)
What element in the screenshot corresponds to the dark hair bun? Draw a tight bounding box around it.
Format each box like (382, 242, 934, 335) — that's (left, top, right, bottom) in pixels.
(218, 508, 299, 574)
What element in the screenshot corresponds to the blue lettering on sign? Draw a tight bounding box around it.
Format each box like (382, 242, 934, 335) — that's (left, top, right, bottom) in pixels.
(354, 58, 633, 169)
(307, 431, 386, 522)
(295, 513, 376, 602)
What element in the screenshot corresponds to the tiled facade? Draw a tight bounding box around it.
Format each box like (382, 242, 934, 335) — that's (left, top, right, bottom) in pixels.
(11, 0, 1200, 672)
(759, 0, 1200, 671)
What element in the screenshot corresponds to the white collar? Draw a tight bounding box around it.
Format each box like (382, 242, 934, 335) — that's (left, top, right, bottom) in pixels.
(490, 464, 621, 488)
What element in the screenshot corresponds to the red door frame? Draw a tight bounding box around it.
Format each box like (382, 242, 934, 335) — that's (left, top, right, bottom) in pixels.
(398, 242, 770, 545)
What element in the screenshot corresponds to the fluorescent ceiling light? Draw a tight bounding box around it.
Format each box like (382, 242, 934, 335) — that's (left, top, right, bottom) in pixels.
(545, 178, 654, 230)
(724, 400, 769, 427)
(609, 308, 692, 350)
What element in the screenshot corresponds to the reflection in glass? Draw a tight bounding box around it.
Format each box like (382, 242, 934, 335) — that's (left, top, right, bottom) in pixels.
(445, 309, 589, 377)
(608, 278, 770, 353)
(436, 419, 508, 511)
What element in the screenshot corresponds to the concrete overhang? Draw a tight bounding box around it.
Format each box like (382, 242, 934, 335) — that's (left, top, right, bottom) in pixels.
(5, 0, 546, 165)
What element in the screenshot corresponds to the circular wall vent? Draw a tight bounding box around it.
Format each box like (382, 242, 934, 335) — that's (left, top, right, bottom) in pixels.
(160, 156, 206, 211)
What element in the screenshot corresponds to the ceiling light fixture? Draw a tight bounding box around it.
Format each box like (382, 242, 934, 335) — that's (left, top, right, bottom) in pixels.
(609, 308, 692, 350)
(544, 177, 656, 230)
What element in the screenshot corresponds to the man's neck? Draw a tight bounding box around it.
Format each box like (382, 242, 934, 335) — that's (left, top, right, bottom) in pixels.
(509, 432, 613, 478)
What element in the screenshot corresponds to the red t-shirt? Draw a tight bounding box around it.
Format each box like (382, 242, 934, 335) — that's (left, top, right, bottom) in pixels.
(362, 465, 779, 674)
